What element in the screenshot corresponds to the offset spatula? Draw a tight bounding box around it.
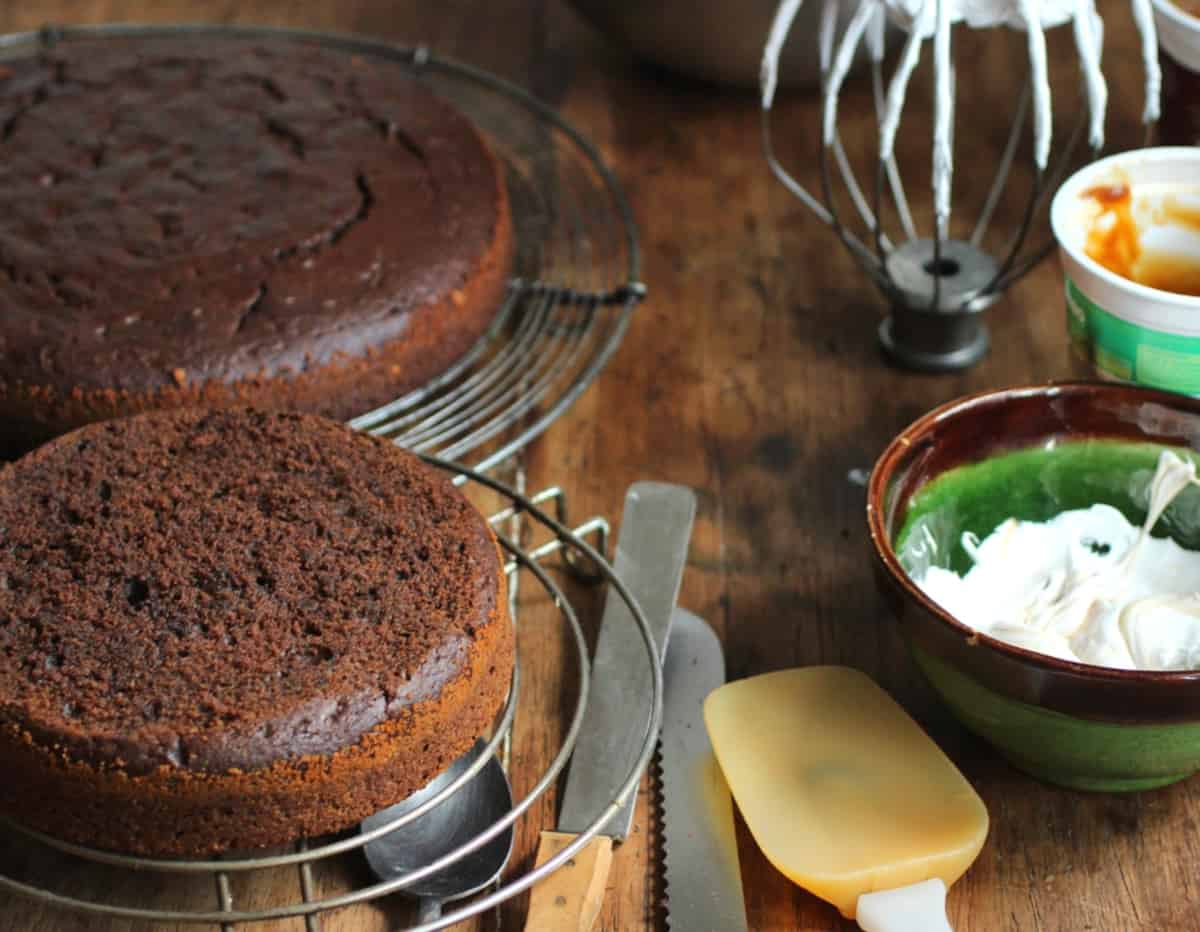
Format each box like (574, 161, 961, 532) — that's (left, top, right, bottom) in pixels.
(523, 482, 695, 932)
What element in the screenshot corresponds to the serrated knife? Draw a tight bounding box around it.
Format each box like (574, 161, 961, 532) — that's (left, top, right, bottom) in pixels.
(661, 608, 748, 932)
(523, 481, 695, 932)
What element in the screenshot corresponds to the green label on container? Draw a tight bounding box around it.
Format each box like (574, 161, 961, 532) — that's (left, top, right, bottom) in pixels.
(1066, 279, 1200, 393)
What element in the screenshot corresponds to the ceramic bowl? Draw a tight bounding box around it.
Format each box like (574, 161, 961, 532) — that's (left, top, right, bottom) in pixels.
(868, 382, 1200, 791)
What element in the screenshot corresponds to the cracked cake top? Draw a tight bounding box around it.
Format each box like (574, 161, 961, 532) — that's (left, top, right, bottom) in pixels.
(0, 36, 505, 393)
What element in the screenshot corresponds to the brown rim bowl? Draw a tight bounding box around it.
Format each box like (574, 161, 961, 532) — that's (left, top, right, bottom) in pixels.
(868, 381, 1200, 791)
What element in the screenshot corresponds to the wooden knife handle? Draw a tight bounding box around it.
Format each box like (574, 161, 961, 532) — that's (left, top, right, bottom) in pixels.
(522, 831, 613, 932)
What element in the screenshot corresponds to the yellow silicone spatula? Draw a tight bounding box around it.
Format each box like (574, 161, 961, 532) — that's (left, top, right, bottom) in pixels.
(704, 666, 988, 932)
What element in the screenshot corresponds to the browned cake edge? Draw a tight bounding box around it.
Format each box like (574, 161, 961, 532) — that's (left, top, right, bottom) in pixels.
(0, 142, 514, 457)
(0, 542, 513, 857)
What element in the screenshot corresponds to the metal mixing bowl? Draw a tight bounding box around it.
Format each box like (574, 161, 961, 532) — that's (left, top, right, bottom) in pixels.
(568, 0, 871, 89)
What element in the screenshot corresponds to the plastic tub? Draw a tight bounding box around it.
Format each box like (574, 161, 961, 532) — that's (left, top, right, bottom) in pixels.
(1050, 147, 1200, 393)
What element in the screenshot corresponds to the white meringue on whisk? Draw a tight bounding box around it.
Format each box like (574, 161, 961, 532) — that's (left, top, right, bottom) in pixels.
(758, 0, 1160, 372)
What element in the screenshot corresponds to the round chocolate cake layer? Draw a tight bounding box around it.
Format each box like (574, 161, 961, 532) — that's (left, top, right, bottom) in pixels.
(0, 36, 513, 452)
(0, 408, 513, 855)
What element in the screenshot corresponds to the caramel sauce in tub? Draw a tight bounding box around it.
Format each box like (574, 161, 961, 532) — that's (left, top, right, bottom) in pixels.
(1082, 184, 1141, 283)
(1082, 182, 1200, 297)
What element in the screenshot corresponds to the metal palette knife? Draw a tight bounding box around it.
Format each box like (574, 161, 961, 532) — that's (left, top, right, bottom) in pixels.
(523, 481, 696, 932)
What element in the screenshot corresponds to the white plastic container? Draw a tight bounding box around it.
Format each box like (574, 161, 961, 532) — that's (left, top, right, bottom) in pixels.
(1050, 147, 1200, 393)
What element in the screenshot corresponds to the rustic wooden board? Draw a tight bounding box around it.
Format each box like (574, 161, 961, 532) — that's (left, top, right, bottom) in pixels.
(1, 0, 1194, 930)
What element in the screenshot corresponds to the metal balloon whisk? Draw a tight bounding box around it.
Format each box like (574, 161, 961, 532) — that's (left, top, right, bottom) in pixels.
(762, 0, 1161, 370)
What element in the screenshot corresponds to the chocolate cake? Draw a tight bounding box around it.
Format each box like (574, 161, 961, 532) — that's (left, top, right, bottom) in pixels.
(0, 407, 513, 855)
(0, 35, 513, 454)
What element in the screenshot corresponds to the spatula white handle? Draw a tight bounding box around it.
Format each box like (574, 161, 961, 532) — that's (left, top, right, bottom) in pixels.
(856, 878, 954, 932)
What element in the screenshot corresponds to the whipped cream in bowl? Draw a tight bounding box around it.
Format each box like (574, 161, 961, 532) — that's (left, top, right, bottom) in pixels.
(867, 383, 1200, 791)
(914, 451, 1200, 671)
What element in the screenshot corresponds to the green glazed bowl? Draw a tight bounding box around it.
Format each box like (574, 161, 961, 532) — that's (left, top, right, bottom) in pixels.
(868, 382, 1200, 792)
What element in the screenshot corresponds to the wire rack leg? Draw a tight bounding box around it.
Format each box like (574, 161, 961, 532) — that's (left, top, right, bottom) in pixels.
(295, 839, 322, 932)
(215, 868, 235, 932)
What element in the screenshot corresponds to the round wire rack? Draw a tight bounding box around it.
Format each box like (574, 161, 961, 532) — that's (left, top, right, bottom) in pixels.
(0, 456, 661, 930)
(0, 21, 644, 476)
(0, 22, 654, 930)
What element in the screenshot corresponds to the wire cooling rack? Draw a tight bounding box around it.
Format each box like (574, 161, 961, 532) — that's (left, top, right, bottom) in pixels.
(0, 22, 653, 930)
(0, 457, 661, 930)
(340, 32, 644, 471)
(0, 21, 644, 476)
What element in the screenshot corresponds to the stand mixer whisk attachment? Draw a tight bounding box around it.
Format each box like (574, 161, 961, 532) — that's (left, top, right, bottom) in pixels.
(763, 0, 1161, 370)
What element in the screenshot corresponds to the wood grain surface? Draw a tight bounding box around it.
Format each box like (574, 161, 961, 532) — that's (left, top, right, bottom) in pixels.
(0, 1, 1191, 930)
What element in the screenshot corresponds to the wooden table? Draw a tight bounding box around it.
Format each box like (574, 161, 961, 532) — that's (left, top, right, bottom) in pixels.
(0, 1, 1193, 930)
